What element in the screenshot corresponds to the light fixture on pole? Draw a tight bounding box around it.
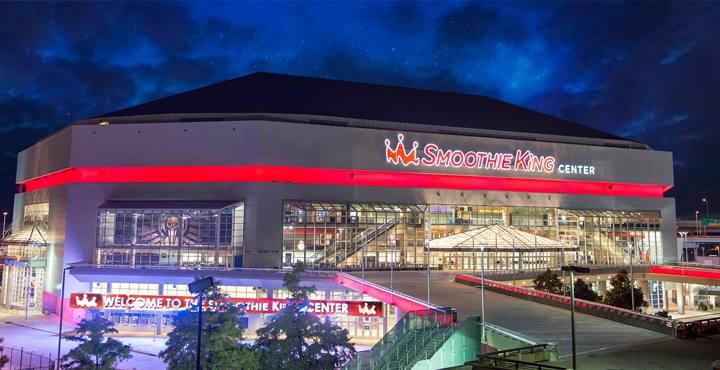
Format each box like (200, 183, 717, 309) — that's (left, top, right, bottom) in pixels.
(427, 238, 430, 304)
(679, 231, 689, 263)
(561, 238, 566, 296)
(703, 199, 709, 235)
(696, 211, 700, 235)
(628, 242, 635, 312)
(56, 266, 74, 370)
(512, 234, 516, 286)
(2, 212, 7, 237)
(188, 276, 215, 370)
(562, 265, 591, 370)
(480, 244, 486, 342)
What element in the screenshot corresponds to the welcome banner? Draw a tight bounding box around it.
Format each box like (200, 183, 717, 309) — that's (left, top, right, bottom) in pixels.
(69, 293, 383, 317)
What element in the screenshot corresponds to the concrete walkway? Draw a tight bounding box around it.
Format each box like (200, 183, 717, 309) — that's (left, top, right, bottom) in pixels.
(350, 271, 671, 357)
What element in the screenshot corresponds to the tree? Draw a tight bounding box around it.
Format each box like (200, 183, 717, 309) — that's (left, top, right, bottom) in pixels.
(0, 337, 9, 368)
(533, 269, 564, 294)
(573, 278, 600, 302)
(254, 262, 357, 369)
(160, 278, 259, 370)
(60, 315, 132, 370)
(602, 269, 648, 312)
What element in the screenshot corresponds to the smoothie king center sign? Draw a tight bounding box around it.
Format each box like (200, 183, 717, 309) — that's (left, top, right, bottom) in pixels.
(69, 293, 383, 317)
(385, 133, 596, 175)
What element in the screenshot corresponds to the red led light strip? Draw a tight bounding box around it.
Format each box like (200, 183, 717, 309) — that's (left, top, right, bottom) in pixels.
(649, 266, 720, 280)
(17, 165, 669, 197)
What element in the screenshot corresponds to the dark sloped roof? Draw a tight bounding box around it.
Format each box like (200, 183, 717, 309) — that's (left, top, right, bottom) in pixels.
(95, 72, 629, 141)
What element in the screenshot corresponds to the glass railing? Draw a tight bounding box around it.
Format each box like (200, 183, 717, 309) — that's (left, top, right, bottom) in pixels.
(342, 307, 456, 370)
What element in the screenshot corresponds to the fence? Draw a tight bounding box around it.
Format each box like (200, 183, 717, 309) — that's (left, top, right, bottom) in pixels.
(1, 346, 55, 370)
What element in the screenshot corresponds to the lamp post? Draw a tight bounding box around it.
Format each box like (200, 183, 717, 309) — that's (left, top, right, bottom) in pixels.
(188, 277, 215, 370)
(56, 266, 74, 370)
(480, 244, 486, 342)
(561, 238, 566, 296)
(696, 211, 700, 236)
(426, 238, 430, 304)
(703, 199, 709, 235)
(628, 242, 635, 312)
(512, 234, 516, 286)
(679, 231, 689, 263)
(2, 212, 7, 237)
(562, 265, 591, 370)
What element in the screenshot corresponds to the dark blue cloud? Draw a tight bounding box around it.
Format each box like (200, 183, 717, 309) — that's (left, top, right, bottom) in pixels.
(0, 1, 718, 218)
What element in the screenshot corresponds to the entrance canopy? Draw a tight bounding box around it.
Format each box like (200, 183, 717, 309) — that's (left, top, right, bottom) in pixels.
(429, 224, 573, 251)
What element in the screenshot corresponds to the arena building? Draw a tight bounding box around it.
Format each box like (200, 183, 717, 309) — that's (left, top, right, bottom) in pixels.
(1, 72, 675, 336)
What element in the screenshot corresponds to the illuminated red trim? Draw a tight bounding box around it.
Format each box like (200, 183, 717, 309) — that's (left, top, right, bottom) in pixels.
(336, 274, 436, 312)
(17, 166, 669, 197)
(649, 266, 720, 280)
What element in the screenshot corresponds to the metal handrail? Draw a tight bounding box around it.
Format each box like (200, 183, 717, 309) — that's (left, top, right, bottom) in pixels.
(676, 262, 720, 270)
(67, 262, 338, 275)
(337, 272, 444, 311)
(476, 354, 567, 370)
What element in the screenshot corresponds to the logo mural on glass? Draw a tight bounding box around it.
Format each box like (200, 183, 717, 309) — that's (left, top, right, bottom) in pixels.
(141, 214, 204, 246)
(385, 133, 596, 175)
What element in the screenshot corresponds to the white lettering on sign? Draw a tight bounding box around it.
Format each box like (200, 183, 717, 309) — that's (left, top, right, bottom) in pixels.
(385, 133, 595, 176)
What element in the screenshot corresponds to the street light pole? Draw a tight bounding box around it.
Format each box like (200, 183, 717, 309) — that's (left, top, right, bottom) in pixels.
(679, 232, 688, 263)
(562, 265, 590, 370)
(703, 199, 709, 235)
(480, 245, 486, 342)
(696, 211, 700, 236)
(2, 212, 7, 237)
(512, 234, 516, 286)
(629, 242, 635, 312)
(56, 266, 74, 370)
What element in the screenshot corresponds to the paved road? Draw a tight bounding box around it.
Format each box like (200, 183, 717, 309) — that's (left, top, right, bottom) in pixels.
(350, 271, 670, 357)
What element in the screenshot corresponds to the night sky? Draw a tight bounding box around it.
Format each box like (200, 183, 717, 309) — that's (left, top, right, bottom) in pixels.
(1, 1, 718, 221)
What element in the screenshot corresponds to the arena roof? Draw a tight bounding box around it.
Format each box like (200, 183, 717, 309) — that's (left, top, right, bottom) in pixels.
(86, 72, 632, 143)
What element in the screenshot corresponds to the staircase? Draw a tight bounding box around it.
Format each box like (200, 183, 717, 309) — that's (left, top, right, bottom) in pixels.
(317, 217, 400, 266)
(342, 308, 457, 370)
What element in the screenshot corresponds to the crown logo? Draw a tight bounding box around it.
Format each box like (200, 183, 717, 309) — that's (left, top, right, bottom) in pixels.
(358, 302, 377, 315)
(385, 134, 419, 166)
(75, 293, 98, 308)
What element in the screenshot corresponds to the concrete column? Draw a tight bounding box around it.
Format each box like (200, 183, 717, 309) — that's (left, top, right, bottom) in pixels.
(267, 287, 273, 299)
(663, 282, 670, 311)
(599, 281, 607, 297)
(689, 284, 695, 310)
(676, 283, 685, 315)
(638, 280, 650, 313)
(325, 288, 332, 300)
(156, 284, 163, 335)
(395, 307, 406, 326)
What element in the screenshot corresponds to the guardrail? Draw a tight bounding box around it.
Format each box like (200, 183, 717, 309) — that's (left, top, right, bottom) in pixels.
(336, 272, 443, 311)
(67, 262, 336, 276)
(476, 355, 566, 370)
(456, 274, 684, 337)
(677, 262, 720, 270)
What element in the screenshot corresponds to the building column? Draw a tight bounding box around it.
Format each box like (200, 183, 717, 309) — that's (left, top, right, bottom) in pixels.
(156, 284, 163, 335)
(638, 280, 650, 313)
(395, 307, 406, 326)
(267, 287, 274, 299)
(325, 288, 331, 300)
(689, 284, 696, 311)
(676, 283, 685, 315)
(663, 282, 670, 311)
(599, 280, 607, 297)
